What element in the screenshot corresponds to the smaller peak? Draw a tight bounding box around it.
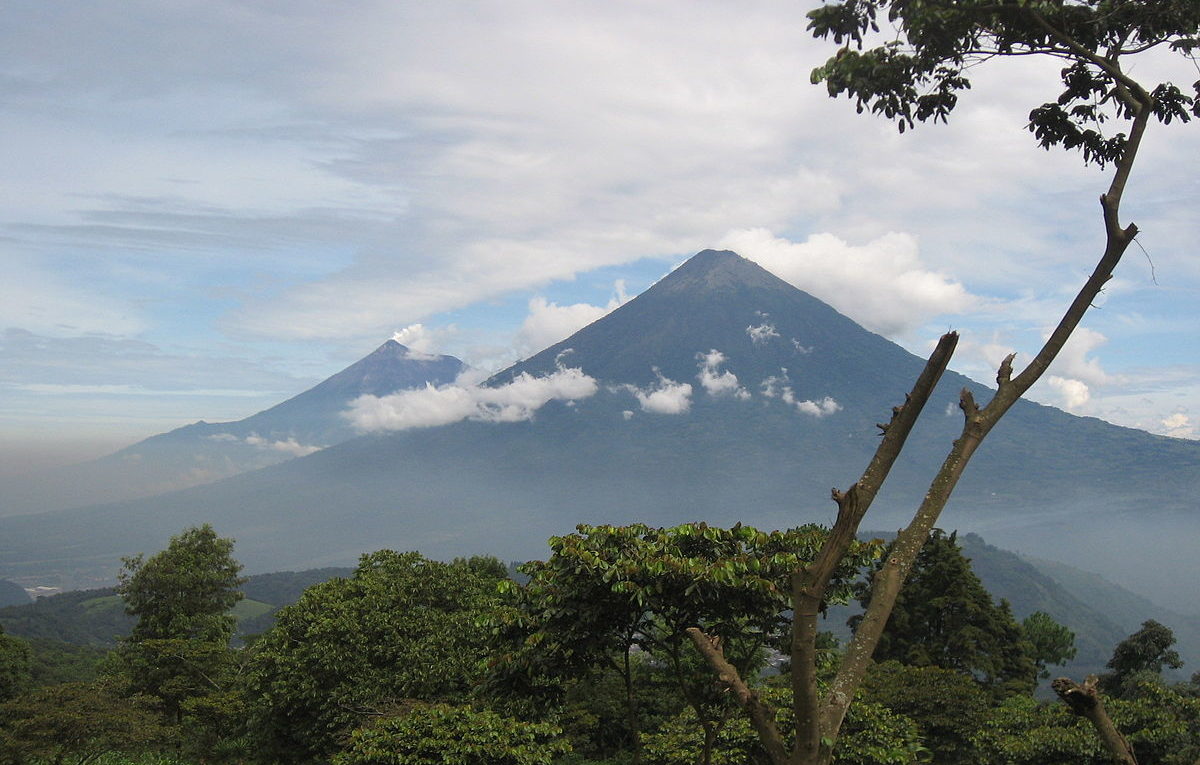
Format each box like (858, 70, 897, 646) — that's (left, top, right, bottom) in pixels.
(374, 338, 407, 354)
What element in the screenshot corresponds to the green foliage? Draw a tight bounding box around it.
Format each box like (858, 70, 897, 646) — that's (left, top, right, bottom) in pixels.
(808, 0, 1200, 164)
(0, 587, 135, 647)
(0, 627, 31, 703)
(332, 703, 570, 765)
(118, 524, 245, 644)
(971, 694, 1106, 765)
(1022, 611, 1078, 678)
(860, 661, 989, 765)
(641, 683, 925, 765)
(25, 637, 106, 686)
(854, 529, 1037, 694)
(246, 550, 506, 761)
(115, 525, 245, 726)
(1100, 619, 1184, 698)
(558, 656, 687, 761)
(0, 678, 174, 765)
(972, 683, 1200, 765)
(499, 522, 878, 679)
(491, 523, 881, 763)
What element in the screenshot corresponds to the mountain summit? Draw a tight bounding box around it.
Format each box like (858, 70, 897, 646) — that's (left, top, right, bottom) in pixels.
(2, 250, 1198, 603)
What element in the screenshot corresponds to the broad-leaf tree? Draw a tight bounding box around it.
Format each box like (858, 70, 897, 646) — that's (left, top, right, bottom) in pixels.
(1099, 619, 1184, 698)
(689, 3, 1198, 764)
(0, 678, 174, 765)
(116, 524, 245, 723)
(495, 523, 880, 765)
(332, 703, 571, 765)
(246, 550, 506, 762)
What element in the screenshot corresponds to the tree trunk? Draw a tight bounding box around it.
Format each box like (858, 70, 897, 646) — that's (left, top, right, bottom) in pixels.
(1053, 677, 1138, 765)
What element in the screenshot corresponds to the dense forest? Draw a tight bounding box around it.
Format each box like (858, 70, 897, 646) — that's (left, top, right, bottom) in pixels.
(2, 523, 1199, 765)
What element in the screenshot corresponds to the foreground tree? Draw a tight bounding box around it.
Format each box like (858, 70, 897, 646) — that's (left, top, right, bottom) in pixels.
(1023, 611, 1079, 680)
(689, 3, 1199, 764)
(853, 530, 1036, 696)
(493, 523, 879, 765)
(1100, 619, 1184, 698)
(0, 678, 173, 765)
(116, 524, 245, 723)
(246, 551, 506, 762)
(332, 703, 571, 765)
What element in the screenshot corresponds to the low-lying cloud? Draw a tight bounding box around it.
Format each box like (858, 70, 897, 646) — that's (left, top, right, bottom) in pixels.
(747, 321, 780, 345)
(206, 432, 323, 457)
(696, 350, 748, 399)
(348, 364, 599, 432)
(620, 371, 693, 415)
(759, 371, 841, 417)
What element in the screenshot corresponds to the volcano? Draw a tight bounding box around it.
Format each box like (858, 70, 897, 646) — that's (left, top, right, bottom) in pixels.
(0, 340, 465, 517)
(2, 250, 1197, 601)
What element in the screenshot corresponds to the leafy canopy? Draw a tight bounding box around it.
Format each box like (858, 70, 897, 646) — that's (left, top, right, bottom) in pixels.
(246, 550, 507, 761)
(853, 530, 1037, 695)
(808, 0, 1200, 165)
(118, 523, 245, 644)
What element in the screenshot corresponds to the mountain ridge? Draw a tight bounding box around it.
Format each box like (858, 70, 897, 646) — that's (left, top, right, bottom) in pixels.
(0, 341, 465, 517)
(0, 249, 1196, 606)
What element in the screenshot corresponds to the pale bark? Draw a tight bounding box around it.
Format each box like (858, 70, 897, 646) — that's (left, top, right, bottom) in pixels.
(1053, 677, 1138, 765)
(692, 12, 1158, 765)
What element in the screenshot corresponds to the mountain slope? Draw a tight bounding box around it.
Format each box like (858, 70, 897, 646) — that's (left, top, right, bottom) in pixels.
(0, 341, 464, 517)
(0, 250, 1197, 604)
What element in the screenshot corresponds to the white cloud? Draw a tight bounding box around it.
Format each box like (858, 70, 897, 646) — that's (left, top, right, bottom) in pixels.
(206, 431, 323, 457)
(517, 281, 628, 354)
(1047, 326, 1110, 387)
(722, 229, 977, 336)
(758, 370, 839, 417)
(795, 396, 842, 418)
(392, 323, 455, 360)
(746, 322, 780, 345)
(621, 372, 693, 415)
(1047, 376, 1091, 412)
(244, 434, 323, 457)
(1161, 411, 1194, 439)
(696, 349, 747, 398)
(349, 365, 598, 432)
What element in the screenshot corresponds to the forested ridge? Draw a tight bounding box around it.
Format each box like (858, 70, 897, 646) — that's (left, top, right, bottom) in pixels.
(2, 524, 1199, 764)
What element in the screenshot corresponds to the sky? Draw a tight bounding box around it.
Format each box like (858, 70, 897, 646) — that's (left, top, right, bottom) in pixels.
(2, 0, 1198, 475)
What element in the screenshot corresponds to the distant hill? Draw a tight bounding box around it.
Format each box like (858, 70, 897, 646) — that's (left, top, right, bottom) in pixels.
(0, 341, 465, 517)
(2, 534, 1192, 682)
(821, 531, 1195, 679)
(0, 567, 354, 648)
(0, 250, 1196, 609)
(0, 579, 30, 608)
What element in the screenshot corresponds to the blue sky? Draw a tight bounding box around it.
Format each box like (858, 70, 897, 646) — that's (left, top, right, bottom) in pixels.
(2, 0, 1198, 475)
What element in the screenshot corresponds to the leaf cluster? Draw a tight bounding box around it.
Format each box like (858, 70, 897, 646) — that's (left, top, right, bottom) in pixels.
(332, 703, 570, 765)
(808, 0, 1200, 164)
(245, 550, 506, 761)
(118, 524, 246, 645)
(493, 523, 880, 688)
